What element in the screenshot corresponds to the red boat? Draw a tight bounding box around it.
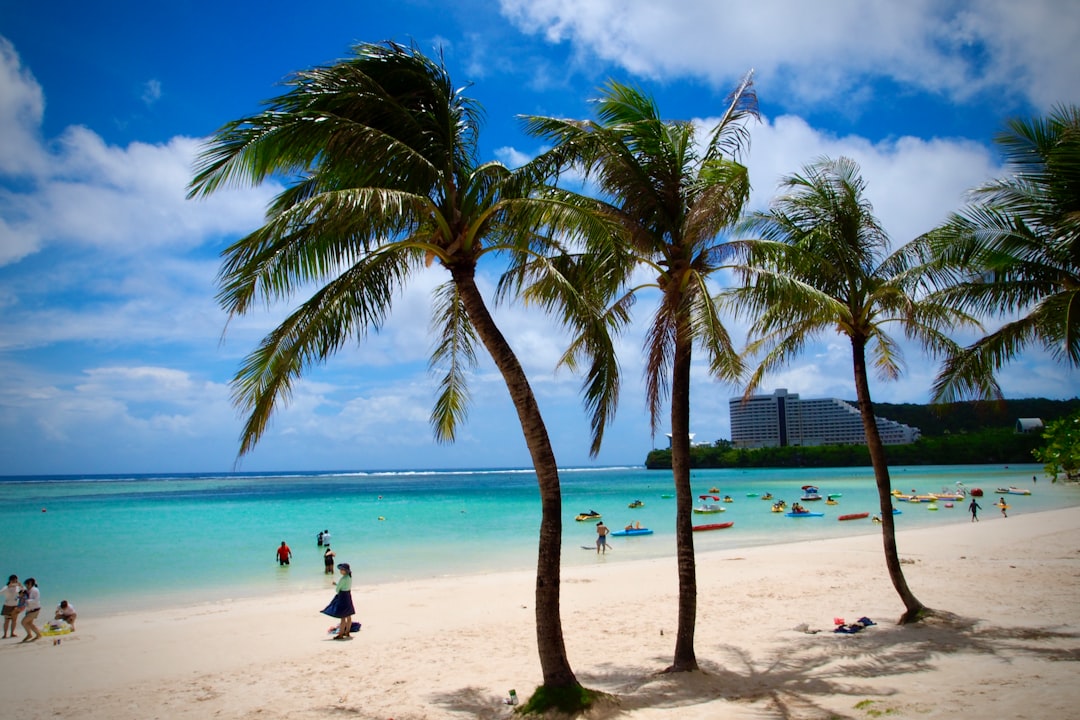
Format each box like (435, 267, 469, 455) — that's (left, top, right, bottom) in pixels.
(692, 521, 734, 531)
(837, 512, 870, 521)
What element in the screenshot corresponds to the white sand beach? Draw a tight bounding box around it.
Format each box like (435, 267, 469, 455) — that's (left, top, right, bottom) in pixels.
(2, 507, 1078, 719)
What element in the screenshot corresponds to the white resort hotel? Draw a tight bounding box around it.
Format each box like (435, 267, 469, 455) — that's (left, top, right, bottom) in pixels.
(729, 388, 920, 449)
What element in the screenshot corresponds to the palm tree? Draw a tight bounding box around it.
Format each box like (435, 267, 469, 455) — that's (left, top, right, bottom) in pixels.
(522, 77, 757, 671)
(727, 156, 977, 624)
(915, 105, 1080, 402)
(187, 42, 608, 707)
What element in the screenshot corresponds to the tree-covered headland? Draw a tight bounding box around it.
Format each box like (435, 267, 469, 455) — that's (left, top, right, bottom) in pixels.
(645, 397, 1080, 469)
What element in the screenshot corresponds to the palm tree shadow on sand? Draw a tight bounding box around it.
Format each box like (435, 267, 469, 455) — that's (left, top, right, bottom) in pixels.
(429, 614, 1079, 718)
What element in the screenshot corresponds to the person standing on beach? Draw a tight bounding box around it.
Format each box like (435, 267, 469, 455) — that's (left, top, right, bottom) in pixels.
(323, 546, 335, 574)
(2, 575, 22, 638)
(276, 541, 293, 566)
(20, 578, 41, 642)
(321, 562, 355, 640)
(596, 522, 610, 554)
(998, 498, 1008, 518)
(969, 498, 981, 522)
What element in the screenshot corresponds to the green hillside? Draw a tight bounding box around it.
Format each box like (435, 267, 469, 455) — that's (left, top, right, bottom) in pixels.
(644, 397, 1080, 469)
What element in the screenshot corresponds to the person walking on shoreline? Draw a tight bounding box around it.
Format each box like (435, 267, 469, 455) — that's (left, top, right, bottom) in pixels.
(998, 497, 1008, 518)
(2, 575, 22, 638)
(20, 578, 41, 642)
(969, 497, 981, 522)
(596, 521, 610, 554)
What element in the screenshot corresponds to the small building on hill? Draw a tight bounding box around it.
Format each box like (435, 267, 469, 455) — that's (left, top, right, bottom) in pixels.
(1015, 418, 1044, 433)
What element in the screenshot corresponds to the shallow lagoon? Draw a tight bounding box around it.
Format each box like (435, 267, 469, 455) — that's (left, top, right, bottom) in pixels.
(1, 463, 1070, 615)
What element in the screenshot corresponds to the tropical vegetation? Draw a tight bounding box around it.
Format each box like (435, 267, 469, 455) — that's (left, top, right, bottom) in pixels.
(725, 156, 979, 624)
(915, 104, 1080, 402)
(1034, 409, 1080, 481)
(523, 77, 757, 672)
(645, 397, 1080, 468)
(187, 41, 618, 709)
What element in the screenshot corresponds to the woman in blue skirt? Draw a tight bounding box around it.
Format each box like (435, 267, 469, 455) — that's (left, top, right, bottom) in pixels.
(322, 562, 355, 639)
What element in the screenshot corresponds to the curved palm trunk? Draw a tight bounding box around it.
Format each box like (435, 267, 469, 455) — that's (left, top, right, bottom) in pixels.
(668, 325, 699, 672)
(851, 336, 928, 624)
(450, 264, 580, 689)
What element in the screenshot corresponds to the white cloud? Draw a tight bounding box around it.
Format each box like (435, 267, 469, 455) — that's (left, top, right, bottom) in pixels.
(498, 0, 1080, 111)
(141, 78, 162, 105)
(742, 113, 1000, 244)
(0, 37, 46, 178)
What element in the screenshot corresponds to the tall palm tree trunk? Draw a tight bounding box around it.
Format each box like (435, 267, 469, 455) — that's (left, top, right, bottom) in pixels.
(450, 263, 580, 689)
(668, 328, 699, 672)
(851, 336, 928, 624)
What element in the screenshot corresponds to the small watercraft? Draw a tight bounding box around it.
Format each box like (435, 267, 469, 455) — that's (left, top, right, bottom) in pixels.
(575, 511, 602, 522)
(611, 527, 654, 537)
(837, 512, 870, 521)
(800, 485, 823, 501)
(693, 495, 725, 514)
(785, 511, 823, 517)
(692, 521, 734, 532)
(628, 500, 645, 509)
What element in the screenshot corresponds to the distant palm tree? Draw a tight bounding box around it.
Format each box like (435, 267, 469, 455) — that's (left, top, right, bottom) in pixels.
(915, 105, 1080, 402)
(522, 77, 757, 671)
(187, 42, 610, 706)
(727, 156, 977, 623)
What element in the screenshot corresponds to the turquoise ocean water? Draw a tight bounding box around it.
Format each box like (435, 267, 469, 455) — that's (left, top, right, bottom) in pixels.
(1, 463, 1073, 617)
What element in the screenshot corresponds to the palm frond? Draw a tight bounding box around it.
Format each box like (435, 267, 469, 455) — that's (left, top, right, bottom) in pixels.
(429, 281, 479, 442)
(231, 243, 422, 455)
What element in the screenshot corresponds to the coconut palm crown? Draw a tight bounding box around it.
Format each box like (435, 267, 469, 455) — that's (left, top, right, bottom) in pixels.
(915, 104, 1080, 402)
(522, 75, 757, 672)
(187, 41, 619, 706)
(726, 156, 979, 623)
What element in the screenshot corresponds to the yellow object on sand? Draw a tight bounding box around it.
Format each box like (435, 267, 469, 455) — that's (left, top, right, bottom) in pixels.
(41, 620, 72, 637)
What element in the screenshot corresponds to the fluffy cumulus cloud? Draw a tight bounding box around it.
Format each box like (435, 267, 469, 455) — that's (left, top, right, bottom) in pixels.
(498, 0, 1080, 110)
(741, 114, 1000, 243)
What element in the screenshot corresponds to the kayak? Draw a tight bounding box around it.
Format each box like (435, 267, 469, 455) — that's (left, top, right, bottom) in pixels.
(837, 512, 870, 521)
(693, 521, 734, 532)
(610, 528, 654, 537)
(785, 511, 823, 517)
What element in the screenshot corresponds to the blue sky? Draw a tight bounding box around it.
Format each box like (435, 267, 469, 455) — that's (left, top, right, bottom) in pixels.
(1, 0, 1077, 475)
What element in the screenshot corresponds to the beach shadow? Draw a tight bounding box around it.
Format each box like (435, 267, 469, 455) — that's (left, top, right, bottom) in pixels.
(422, 615, 1079, 718)
(430, 685, 517, 719)
(501, 614, 1080, 718)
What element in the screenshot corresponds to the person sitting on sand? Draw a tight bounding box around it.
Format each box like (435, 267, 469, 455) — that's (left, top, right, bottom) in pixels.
(54, 600, 76, 631)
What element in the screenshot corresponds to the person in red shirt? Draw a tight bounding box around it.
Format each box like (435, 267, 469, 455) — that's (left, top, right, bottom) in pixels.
(276, 541, 292, 566)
